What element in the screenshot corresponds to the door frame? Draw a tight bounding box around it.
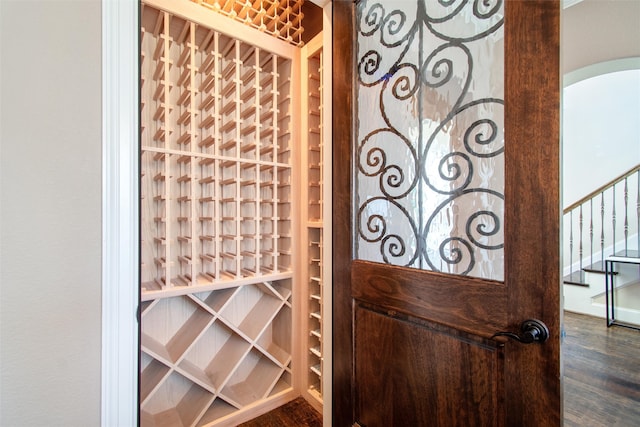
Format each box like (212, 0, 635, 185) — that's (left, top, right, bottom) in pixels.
(332, 1, 561, 425)
(101, 0, 139, 425)
(102, 1, 562, 425)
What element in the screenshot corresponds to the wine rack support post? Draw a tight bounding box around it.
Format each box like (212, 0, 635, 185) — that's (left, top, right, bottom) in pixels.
(320, 6, 333, 423)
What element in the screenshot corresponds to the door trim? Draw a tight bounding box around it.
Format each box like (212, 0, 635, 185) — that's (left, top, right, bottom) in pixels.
(503, 3, 561, 423)
(331, 2, 355, 425)
(101, 1, 139, 425)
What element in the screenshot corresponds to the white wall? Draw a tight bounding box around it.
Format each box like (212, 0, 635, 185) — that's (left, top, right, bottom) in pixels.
(0, 1, 102, 425)
(561, 0, 640, 268)
(561, 0, 640, 317)
(561, 0, 640, 208)
(562, 69, 640, 207)
(562, 0, 640, 75)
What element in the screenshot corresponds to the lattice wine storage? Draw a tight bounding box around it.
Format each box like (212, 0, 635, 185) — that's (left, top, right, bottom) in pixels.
(139, 280, 293, 426)
(190, 0, 306, 47)
(139, 0, 310, 424)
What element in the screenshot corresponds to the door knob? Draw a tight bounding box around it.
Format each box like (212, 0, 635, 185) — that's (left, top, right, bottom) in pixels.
(491, 319, 549, 344)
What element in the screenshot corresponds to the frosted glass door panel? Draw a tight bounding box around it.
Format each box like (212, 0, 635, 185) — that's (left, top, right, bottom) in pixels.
(355, 0, 505, 281)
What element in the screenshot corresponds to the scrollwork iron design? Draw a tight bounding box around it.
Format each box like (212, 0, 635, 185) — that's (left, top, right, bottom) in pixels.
(355, 0, 505, 280)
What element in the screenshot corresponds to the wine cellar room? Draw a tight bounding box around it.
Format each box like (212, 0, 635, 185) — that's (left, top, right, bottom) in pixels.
(139, 0, 332, 426)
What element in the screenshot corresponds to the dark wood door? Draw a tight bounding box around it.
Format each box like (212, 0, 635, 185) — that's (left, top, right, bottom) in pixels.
(332, 1, 560, 426)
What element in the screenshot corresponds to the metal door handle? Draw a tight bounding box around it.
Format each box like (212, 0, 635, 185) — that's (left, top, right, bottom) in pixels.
(491, 319, 549, 344)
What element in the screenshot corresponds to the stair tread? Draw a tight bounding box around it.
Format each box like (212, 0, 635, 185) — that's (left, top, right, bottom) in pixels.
(583, 261, 618, 275)
(564, 271, 589, 287)
(613, 249, 640, 259)
(582, 261, 618, 274)
(583, 261, 605, 274)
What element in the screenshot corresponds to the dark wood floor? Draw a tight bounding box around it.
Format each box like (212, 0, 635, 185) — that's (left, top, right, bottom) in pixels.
(238, 397, 322, 427)
(242, 312, 639, 426)
(563, 311, 640, 427)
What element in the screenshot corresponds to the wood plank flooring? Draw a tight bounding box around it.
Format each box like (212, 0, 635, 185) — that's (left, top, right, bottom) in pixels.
(563, 311, 640, 426)
(238, 397, 322, 427)
(242, 312, 639, 426)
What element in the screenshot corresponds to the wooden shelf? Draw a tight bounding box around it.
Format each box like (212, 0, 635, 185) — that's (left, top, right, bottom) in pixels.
(220, 78, 236, 98)
(191, 287, 236, 313)
(220, 119, 236, 134)
(199, 73, 216, 93)
(199, 114, 215, 129)
(195, 399, 238, 426)
(220, 283, 284, 340)
(176, 46, 190, 68)
(199, 134, 216, 148)
(141, 296, 212, 364)
(198, 176, 215, 184)
(140, 371, 214, 427)
(199, 52, 216, 75)
(220, 349, 286, 407)
(198, 93, 215, 111)
(178, 322, 250, 391)
(310, 364, 321, 377)
(221, 60, 236, 79)
(140, 354, 170, 404)
(256, 305, 292, 366)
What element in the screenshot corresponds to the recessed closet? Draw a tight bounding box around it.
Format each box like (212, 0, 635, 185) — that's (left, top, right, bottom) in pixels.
(138, 0, 331, 425)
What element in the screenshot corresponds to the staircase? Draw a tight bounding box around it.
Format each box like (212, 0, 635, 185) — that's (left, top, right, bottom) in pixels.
(563, 164, 640, 323)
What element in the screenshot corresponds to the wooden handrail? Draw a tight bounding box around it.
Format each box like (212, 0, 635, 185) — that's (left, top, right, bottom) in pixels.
(563, 163, 640, 214)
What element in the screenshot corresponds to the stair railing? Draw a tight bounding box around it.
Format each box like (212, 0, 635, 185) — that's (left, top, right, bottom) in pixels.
(563, 164, 640, 285)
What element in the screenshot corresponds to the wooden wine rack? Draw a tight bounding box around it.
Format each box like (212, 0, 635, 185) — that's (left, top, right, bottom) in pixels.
(139, 280, 293, 426)
(301, 32, 327, 409)
(141, 3, 295, 295)
(191, 0, 305, 47)
(140, 1, 304, 425)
